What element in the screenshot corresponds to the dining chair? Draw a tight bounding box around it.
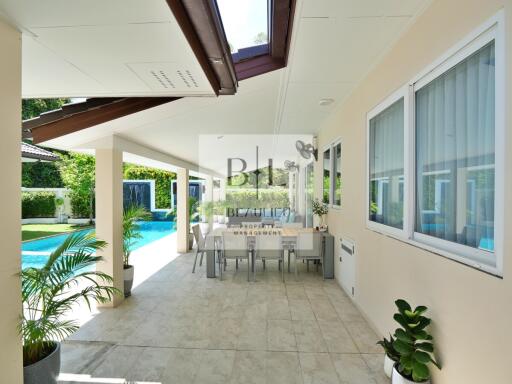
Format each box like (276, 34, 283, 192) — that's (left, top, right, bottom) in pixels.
(294, 231, 324, 280)
(254, 234, 284, 282)
(191, 224, 206, 273)
(282, 222, 304, 272)
(221, 232, 250, 281)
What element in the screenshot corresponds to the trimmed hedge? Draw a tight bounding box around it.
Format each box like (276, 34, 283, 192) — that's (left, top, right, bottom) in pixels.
(22, 192, 56, 219)
(124, 164, 176, 209)
(226, 188, 289, 209)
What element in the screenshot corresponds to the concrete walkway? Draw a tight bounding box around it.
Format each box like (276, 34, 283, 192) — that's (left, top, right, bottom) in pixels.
(58, 233, 388, 384)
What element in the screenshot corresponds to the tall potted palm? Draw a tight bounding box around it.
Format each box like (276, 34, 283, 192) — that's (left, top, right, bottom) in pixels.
(20, 232, 119, 384)
(123, 205, 151, 297)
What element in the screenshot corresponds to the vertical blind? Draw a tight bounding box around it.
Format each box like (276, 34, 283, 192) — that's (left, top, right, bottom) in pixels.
(369, 98, 405, 229)
(415, 41, 495, 258)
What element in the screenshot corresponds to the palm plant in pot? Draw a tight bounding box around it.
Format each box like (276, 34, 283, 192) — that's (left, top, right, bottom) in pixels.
(20, 232, 119, 384)
(123, 205, 151, 297)
(391, 299, 441, 383)
(377, 334, 400, 378)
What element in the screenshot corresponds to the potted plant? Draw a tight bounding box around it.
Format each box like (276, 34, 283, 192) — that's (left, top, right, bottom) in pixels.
(391, 299, 441, 384)
(377, 334, 400, 378)
(123, 205, 151, 297)
(312, 198, 328, 228)
(20, 232, 119, 384)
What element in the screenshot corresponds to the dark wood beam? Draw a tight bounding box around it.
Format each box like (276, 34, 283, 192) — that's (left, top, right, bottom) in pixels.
(166, 0, 237, 95)
(235, 56, 285, 81)
(29, 98, 177, 144)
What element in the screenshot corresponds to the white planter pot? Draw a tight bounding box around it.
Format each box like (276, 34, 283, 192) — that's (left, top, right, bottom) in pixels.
(123, 265, 134, 297)
(392, 365, 430, 384)
(384, 354, 394, 378)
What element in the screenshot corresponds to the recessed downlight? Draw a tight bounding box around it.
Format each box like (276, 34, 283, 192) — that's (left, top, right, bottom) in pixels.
(319, 98, 334, 106)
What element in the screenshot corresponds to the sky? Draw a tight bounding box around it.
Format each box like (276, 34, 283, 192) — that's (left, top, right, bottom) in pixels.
(216, 0, 268, 52)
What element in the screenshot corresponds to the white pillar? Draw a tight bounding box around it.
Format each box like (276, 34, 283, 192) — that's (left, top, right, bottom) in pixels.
(95, 148, 124, 307)
(0, 20, 23, 384)
(205, 175, 214, 231)
(177, 168, 190, 253)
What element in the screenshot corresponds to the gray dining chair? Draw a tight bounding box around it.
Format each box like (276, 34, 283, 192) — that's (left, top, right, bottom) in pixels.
(254, 234, 284, 282)
(192, 224, 207, 273)
(282, 222, 304, 272)
(221, 232, 250, 281)
(294, 231, 324, 280)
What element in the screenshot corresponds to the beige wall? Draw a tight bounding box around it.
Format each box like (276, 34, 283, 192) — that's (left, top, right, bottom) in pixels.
(315, 1, 511, 383)
(0, 19, 23, 383)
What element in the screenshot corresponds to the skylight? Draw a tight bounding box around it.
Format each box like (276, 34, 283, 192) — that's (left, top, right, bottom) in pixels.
(216, 0, 269, 61)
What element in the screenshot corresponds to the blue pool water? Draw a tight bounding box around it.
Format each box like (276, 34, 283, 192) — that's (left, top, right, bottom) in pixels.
(21, 221, 176, 270)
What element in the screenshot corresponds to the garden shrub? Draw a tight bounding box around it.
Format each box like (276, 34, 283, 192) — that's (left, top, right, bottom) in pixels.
(225, 188, 289, 209)
(22, 192, 56, 218)
(124, 164, 176, 209)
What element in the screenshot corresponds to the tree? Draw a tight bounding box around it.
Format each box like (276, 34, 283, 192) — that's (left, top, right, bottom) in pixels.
(59, 153, 95, 221)
(22, 98, 70, 120)
(253, 32, 268, 44)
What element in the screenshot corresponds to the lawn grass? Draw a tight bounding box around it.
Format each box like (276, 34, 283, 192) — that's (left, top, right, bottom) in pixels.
(22, 224, 93, 241)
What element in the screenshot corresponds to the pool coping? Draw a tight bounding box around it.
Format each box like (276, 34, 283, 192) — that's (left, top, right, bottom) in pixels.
(22, 226, 94, 244)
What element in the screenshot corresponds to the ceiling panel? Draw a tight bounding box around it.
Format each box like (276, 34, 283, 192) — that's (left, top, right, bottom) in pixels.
(302, 0, 427, 18)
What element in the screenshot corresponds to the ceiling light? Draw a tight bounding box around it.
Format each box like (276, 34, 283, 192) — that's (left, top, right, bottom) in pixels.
(319, 98, 334, 106)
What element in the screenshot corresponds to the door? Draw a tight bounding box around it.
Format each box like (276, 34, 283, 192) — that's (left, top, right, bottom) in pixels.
(339, 238, 356, 298)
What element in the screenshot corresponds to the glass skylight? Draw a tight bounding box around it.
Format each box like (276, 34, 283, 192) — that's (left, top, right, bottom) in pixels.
(216, 0, 269, 60)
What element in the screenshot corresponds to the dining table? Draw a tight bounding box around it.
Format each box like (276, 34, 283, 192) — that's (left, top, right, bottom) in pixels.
(204, 227, 334, 279)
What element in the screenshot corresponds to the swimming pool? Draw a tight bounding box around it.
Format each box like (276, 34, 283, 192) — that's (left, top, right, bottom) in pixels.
(21, 221, 176, 270)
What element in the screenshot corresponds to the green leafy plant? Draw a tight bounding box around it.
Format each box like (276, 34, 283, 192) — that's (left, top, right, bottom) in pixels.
(392, 299, 441, 382)
(123, 205, 151, 267)
(377, 334, 400, 362)
(19, 232, 119, 366)
(312, 198, 328, 217)
(22, 191, 56, 218)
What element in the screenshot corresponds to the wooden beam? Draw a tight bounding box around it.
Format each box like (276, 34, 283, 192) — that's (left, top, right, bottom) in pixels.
(30, 97, 177, 144)
(235, 56, 285, 81)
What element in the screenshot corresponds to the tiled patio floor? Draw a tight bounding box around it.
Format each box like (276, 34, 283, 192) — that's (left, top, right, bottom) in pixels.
(59, 247, 388, 384)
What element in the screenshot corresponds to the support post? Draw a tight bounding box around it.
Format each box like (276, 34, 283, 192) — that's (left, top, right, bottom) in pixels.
(177, 168, 190, 253)
(95, 148, 124, 307)
(205, 175, 214, 231)
(0, 19, 23, 384)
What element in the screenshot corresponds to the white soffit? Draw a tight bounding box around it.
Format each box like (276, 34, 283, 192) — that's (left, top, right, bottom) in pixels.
(276, 0, 430, 134)
(0, 0, 215, 98)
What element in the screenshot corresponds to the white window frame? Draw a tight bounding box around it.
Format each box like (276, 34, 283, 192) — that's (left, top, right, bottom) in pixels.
(365, 11, 505, 277)
(366, 86, 409, 238)
(323, 139, 342, 208)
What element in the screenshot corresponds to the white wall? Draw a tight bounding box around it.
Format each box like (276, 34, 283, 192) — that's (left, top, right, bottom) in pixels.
(315, 1, 511, 383)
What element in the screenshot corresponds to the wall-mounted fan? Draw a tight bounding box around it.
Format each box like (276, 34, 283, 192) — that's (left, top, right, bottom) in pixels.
(295, 140, 318, 161)
(284, 160, 299, 172)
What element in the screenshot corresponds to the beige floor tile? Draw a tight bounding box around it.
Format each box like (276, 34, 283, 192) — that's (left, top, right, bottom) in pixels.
(194, 349, 236, 384)
(267, 297, 291, 320)
(317, 320, 359, 353)
(265, 351, 302, 384)
(237, 319, 267, 350)
(230, 350, 266, 384)
(289, 299, 316, 321)
(360, 353, 389, 384)
(267, 319, 297, 351)
(343, 321, 382, 353)
(160, 348, 204, 384)
(330, 353, 377, 384)
(310, 298, 340, 322)
(299, 352, 340, 384)
(293, 320, 328, 352)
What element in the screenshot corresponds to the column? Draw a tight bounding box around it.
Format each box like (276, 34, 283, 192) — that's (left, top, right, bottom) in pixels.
(177, 167, 190, 253)
(95, 148, 124, 307)
(219, 178, 227, 224)
(0, 20, 23, 383)
(205, 175, 214, 231)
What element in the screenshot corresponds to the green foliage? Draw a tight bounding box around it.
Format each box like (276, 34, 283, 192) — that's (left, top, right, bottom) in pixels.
(392, 299, 441, 382)
(22, 160, 64, 188)
(123, 164, 175, 209)
(22, 98, 70, 121)
(123, 205, 152, 266)
(59, 153, 95, 219)
(227, 167, 289, 189)
(225, 188, 289, 209)
(377, 335, 400, 362)
(19, 232, 119, 365)
(22, 192, 56, 218)
(312, 198, 328, 217)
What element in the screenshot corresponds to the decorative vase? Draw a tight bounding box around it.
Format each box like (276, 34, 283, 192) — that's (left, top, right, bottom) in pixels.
(392, 365, 430, 384)
(23, 342, 61, 384)
(384, 354, 394, 378)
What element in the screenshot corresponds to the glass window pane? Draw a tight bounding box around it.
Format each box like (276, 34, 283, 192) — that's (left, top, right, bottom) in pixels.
(369, 99, 405, 229)
(333, 143, 342, 206)
(415, 41, 495, 262)
(323, 149, 331, 204)
(217, 0, 269, 59)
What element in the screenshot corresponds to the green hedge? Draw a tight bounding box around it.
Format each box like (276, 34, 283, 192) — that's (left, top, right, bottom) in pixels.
(22, 192, 56, 218)
(226, 188, 289, 209)
(124, 164, 175, 209)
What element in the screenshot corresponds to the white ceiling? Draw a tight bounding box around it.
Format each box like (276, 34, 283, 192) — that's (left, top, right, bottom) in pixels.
(39, 0, 431, 173)
(0, 0, 215, 97)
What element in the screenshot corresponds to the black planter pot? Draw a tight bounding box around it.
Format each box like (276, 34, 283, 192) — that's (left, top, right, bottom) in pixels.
(23, 342, 61, 384)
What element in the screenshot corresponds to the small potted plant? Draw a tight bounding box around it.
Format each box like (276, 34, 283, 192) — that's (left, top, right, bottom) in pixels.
(312, 198, 329, 229)
(123, 205, 151, 297)
(20, 232, 119, 384)
(391, 299, 441, 383)
(377, 334, 400, 378)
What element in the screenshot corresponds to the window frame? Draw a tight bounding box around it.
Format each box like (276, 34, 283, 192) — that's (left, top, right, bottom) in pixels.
(366, 86, 410, 238)
(323, 139, 342, 208)
(322, 144, 333, 206)
(365, 11, 505, 277)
